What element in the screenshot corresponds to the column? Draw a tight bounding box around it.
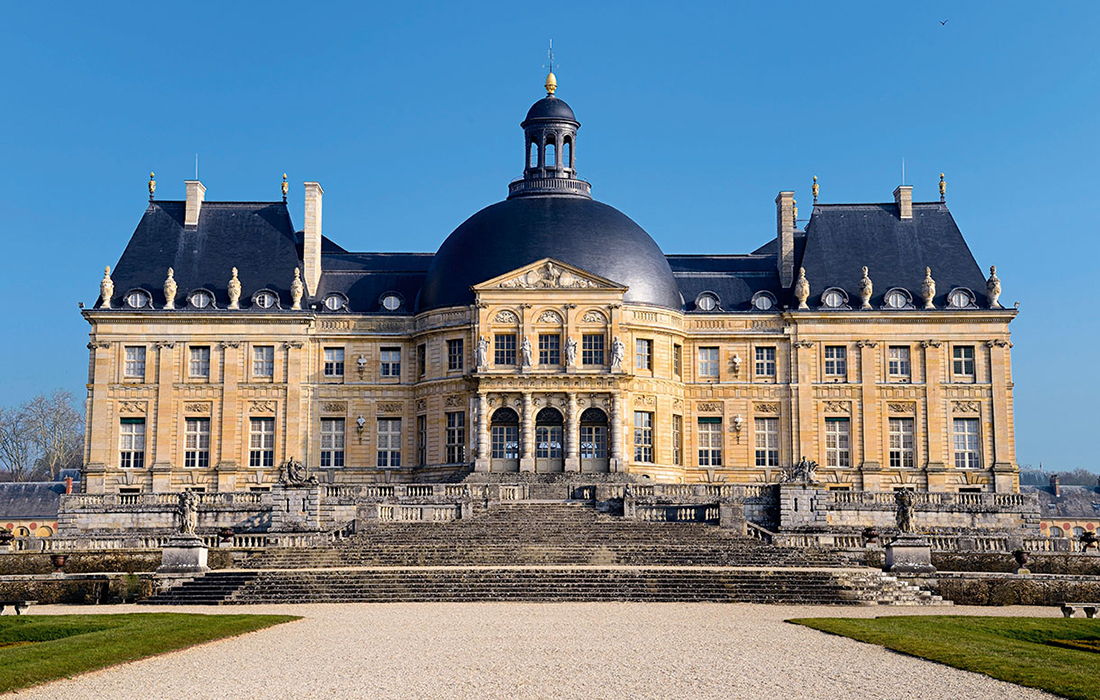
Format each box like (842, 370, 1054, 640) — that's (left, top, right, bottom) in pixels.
(988, 340, 1016, 492)
(565, 393, 580, 472)
(151, 341, 176, 491)
(610, 393, 623, 472)
(520, 392, 535, 472)
(475, 393, 490, 472)
(922, 341, 947, 491)
(858, 341, 882, 490)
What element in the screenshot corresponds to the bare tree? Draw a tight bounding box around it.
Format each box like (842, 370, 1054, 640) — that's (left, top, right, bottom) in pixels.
(23, 390, 84, 480)
(0, 406, 36, 481)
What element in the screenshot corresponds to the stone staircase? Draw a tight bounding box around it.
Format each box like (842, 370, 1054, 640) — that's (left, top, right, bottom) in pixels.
(143, 501, 947, 606)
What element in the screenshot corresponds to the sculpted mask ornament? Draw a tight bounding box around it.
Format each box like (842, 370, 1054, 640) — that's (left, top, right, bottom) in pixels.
(290, 267, 304, 310)
(163, 268, 177, 309)
(99, 266, 114, 309)
(858, 266, 873, 309)
(986, 265, 1002, 309)
(794, 267, 810, 310)
(227, 267, 242, 309)
(921, 267, 936, 309)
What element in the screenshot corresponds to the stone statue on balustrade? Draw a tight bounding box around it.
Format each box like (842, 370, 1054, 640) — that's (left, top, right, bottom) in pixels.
(476, 336, 490, 369)
(178, 490, 198, 536)
(610, 336, 626, 371)
(894, 489, 916, 534)
(280, 458, 317, 485)
(781, 456, 818, 484)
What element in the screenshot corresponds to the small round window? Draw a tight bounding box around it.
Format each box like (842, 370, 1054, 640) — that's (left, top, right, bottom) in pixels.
(125, 290, 150, 309)
(254, 291, 278, 309)
(751, 292, 775, 311)
(821, 289, 847, 308)
(381, 294, 402, 311)
(189, 290, 214, 309)
(947, 289, 974, 309)
(324, 294, 347, 311)
(884, 289, 910, 309)
(696, 293, 718, 311)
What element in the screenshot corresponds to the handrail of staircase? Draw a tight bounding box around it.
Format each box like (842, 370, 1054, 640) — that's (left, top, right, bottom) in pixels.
(745, 521, 775, 545)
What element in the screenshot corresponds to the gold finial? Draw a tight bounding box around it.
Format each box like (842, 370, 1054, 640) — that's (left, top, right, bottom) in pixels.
(939, 173, 946, 202)
(792, 198, 798, 228)
(812, 175, 819, 203)
(545, 72, 557, 96)
(148, 172, 156, 201)
(281, 173, 288, 201)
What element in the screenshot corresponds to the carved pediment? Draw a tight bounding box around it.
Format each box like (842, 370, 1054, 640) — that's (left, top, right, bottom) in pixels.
(474, 259, 626, 293)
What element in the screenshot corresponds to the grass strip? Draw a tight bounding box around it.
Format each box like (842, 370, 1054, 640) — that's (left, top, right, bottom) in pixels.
(790, 615, 1100, 700)
(0, 613, 298, 693)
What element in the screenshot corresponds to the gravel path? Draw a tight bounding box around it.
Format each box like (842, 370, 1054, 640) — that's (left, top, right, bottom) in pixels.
(14, 603, 1060, 699)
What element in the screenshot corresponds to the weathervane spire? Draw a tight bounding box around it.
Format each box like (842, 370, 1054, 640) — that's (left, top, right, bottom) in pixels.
(543, 39, 557, 96)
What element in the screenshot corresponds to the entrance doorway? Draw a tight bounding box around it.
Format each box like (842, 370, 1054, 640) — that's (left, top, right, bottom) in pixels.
(579, 407, 609, 473)
(535, 407, 564, 473)
(490, 407, 520, 472)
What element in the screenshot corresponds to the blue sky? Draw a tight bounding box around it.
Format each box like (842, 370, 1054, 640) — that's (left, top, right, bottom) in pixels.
(0, 2, 1096, 471)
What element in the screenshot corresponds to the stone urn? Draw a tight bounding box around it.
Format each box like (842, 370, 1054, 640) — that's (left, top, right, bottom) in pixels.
(1012, 548, 1030, 575)
(0, 529, 13, 547)
(50, 554, 68, 573)
(217, 527, 235, 543)
(861, 527, 879, 546)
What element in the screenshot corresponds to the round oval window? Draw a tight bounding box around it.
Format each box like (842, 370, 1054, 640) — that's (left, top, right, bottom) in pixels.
(382, 295, 401, 311)
(126, 291, 148, 308)
(885, 291, 906, 309)
(324, 295, 346, 311)
(753, 295, 773, 311)
(824, 290, 843, 307)
(949, 290, 969, 308)
(255, 292, 277, 309)
(697, 295, 717, 311)
(190, 291, 212, 309)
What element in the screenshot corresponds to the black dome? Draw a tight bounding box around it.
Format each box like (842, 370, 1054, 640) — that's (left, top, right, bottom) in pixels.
(524, 97, 577, 124)
(419, 197, 682, 311)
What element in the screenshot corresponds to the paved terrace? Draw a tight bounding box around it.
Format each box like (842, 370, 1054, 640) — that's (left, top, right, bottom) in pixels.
(19, 603, 1058, 699)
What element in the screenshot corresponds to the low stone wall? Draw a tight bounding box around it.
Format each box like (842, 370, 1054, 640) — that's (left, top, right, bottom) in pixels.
(0, 549, 233, 575)
(60, 492, 272, 535)
(908, 572, 1100, 607)
(0, 572, 156, 605)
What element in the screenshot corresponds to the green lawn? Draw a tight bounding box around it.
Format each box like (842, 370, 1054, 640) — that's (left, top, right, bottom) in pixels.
(0, 613, 298, 693)
(791, 616, 1100, 700)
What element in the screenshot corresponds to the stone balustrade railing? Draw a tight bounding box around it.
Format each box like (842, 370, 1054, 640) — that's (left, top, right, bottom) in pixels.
(826, 491, 1027, 510)
(64, 492, 268, 508)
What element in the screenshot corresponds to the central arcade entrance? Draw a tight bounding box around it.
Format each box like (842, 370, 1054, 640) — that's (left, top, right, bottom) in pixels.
(535, 407, 564, 473)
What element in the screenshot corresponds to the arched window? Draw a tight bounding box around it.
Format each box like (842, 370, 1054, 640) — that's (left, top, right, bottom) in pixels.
(562, 138, 572, 168)
(535, 407, 564, 471)
(1073, 526, 1086, 538)
(529, 142, 538, 168)
(1049, 526, 1064, 537)
(545, 141, 557, 169)
(490, 408, 520, 472)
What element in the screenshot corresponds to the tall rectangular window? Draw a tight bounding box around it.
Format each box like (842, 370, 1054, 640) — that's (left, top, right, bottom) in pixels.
(253, 345, 274, 377)
(633, 411, 653, 463)
(888, 346, 911, 380)
(495, 334, 517, 365)
(538, 334, 560, 366)
(416, 415, 427, 466)
(953, 346, 975, 379)
(673, 344, 682, 377)
(189, 346, 210, 378)
(635, 339, 652, 370)
(823, 346, 846, 378)
(249, 418, 275, 468)
(377, 418, 402, 467)
(580, 424, 607, 459)
(953, 418, 981, 469)
(380, 347, 401, 377)
(446, 411, 466, 463)
(825, 418, 850, 468)
(672, 414, 683, 466)
(324, 347, 344, 377)
(119, 418, 145, 469)
(184, 418, 210, 468)
(889, 418, 915, 469)
(755, 417, 779, 467)
(124, 346, 146, 378)
(447, 339, 464, 371)
(320, 418, 345, 468)
(697, 418, 723, 466)
(417, 344, 426, 378)
(491, 424, 519, 459)
(698, 347, 719, 378)
(755, 347, 776, 377)
(582, 334, 605, 366)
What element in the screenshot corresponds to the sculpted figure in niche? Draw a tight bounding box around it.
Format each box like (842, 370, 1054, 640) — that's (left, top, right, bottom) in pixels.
(521, 337, 533, 367)
(178, 490, 198, 536)
(894, 489, 916, 534)
(610, 336, 626, 370)
(477, 336, 490, 368)
(565, 337, 578, 367)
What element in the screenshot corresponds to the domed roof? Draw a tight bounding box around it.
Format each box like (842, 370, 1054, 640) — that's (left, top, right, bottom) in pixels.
(524, 96, 577, 124)
(419, 197, 682, 311)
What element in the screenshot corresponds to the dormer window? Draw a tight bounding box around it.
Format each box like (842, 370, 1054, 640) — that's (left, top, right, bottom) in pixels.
(883, 288, 913, 310)
(323, 293, 348, 311)
(380, 293, 403, 311)
(820, 288, 849, 309)
(124, 289, 151, 309)
(695, 292, 719, 312)
(751, 291, 776, 311)
(947, 288, 976, 309)
(252, 290, 280, 309)
(188, 289, 215, 309)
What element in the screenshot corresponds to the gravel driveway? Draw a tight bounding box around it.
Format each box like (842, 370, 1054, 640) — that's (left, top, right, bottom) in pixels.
(14, 603, 1060, 699)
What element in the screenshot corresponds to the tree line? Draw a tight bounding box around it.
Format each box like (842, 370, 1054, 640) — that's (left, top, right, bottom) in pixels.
(0, 390, 84, 482)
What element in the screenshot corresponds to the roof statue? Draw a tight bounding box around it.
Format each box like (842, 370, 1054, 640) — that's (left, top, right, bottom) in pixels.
(812, 175, 819, 203)
(794, 267, 810, 310)
(163, 268, 177, 309)
(939, 173, 947, 202)
(290, 267, 304, 310)
(227, 267, 241, 309)
(148, 172, 156, 201)
(921, 267, 936, 309)
(858, 266, 873, 309)
(99, 266, 113, 309)
(987, 265, 1002, 308)
(281, 173, 289, 202)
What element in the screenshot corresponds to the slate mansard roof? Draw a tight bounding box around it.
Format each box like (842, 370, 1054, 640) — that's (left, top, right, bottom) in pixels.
(0, 483, 66, 520)
(98, 195, 994, 315)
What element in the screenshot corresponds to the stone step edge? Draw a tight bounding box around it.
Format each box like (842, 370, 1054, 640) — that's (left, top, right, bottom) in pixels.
(212, 565, 882, 574)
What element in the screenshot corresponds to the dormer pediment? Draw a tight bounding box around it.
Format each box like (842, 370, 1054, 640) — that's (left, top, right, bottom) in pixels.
(472, 258, 627, 293)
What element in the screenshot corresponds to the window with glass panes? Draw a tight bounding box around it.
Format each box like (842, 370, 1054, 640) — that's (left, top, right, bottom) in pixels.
(377, 418, 402, 467)
(580, 419, 607, 459)
(888, 418, 915, 468)
(698, 347, 719, 377)
(538, 334, 560, 366)
(189, 346, 210, 378)
(446, 412, 466, 463)
(672, 414, 683, 465)
(324, 347, 344, 376)
(698, 418, 723, 466)
(491, 423, 519, 459)
(416, 415, 427, 466)
(635, 339, 652, 370)
(124, 346, 145, 378)
(824, 346, 846, 377)
(825, 418, 850, 467)
(253, 346, 274, 377)
(495, 334, 517, 365)
(320, 418, 345, 468)
(417, 344, 426, 377)
(249, 418, 274, 468)
(447, 339, 464, 371)
(184, 418, 210, 468)
(380, 348, 401, 377)
(953, 346, 975, 378)
(755, 417, 779, 467)
(673, 344, 682, 377)
(755, 347, 776, 377)
(888, 346, 911, 379)
(582, 334, 604, 365)
(953, 418, 981, 469)
(119, 418, 145, 469)
(633, 412, 653, 462)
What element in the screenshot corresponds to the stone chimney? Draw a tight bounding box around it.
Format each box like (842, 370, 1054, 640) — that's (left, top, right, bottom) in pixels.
(1050, 474, 1061, 498)
(776, 191, 795, 288)
(63, 477, 73, 495)
(893, 185, 912, 219)
(303, 182, 324, 296)
(184, 180, 206, 227)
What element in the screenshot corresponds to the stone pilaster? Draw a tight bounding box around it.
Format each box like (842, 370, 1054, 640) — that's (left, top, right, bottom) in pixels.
(475, 393, 490, 472)
(857, 340, 881, 480)
(792, 340, 814, 467)
(520, 392, 535, 472)
(85, 342, 112, 492)
(151, 341, 176, 490)
(988, 340, 1016, 492)
(565, 393, 580, 472)
(218, 342, 240, 471)
(284, 342, 304, 468)
(922, 340, 946, 489)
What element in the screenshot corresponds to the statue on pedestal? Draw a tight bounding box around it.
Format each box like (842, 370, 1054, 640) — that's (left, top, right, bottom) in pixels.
(565, 337, 578, 367)
(178, 490, 198, 536)
(894, 489, 916, 534)
(476, 336, 490, 369)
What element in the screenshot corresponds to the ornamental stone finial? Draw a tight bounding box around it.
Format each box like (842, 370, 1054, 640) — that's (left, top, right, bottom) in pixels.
(290, 267, 304, 310)
(792, 198, 798, 228)
(987, 265, 1002, 308)
(227, 267, 241, 310)
(812, 175, 819, 203)
(794, 267, 810, 310)
(148, 172, 156, 201)
(858, 266, 873, 309)
(282, 173, 288, 201)
(939, 173, 946, 202)
(921, 267, 936, 309)
(163, 268, 177, 309)
(99, 266, 114, 309)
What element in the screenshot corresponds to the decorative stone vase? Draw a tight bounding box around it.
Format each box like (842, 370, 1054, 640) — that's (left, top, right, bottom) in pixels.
(861, 527, 879, 546)
(218, 527, 235, 542)
(50, 554, 68, 572)
(0, 529, 13, 545)
(1012, 548, 1030, 575)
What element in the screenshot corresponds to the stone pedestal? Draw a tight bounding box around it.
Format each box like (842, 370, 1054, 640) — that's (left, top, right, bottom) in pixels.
(884, 535, 936, 574)
(156, 534, 210, 574)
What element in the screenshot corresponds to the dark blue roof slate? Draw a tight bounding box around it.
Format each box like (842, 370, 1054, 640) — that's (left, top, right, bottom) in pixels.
(668, 255, 783, 312)
(0, 483, 65, 519)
